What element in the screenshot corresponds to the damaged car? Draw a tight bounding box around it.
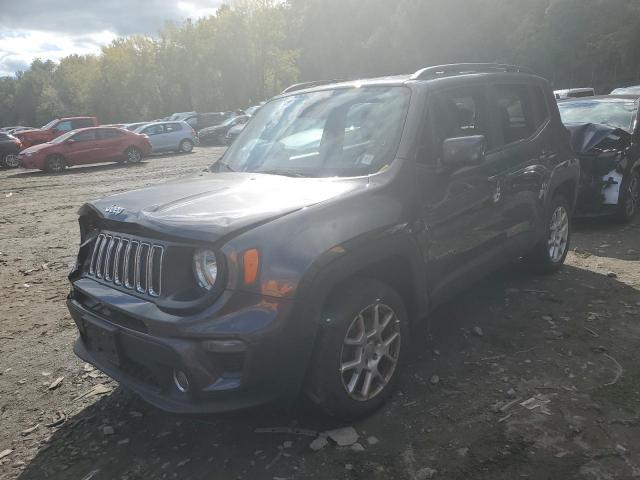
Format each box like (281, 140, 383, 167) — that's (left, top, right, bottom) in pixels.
(559, 96, 640, 221)
(67, 64, 580, 419)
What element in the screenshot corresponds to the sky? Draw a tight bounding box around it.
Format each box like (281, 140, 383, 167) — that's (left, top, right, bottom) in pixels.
(0, 0, 223, 76)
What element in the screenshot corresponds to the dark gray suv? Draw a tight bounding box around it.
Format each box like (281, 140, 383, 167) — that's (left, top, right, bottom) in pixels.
(67, 64, 580, 419)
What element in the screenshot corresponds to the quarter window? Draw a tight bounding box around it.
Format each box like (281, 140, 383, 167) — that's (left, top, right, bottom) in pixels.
(494, 84, 535, 145)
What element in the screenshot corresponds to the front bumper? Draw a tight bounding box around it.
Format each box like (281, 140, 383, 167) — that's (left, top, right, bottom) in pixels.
(67, 279, 315, 414)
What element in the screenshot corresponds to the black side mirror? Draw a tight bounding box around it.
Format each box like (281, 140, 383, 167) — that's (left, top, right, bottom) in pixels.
(442, 135, 486, 169)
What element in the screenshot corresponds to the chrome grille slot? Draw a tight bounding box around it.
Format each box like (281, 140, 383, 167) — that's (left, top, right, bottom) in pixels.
(87, 233, 164, 298)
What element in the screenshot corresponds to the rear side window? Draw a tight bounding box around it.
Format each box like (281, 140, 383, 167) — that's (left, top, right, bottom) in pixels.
(165, 123, 182, 133)
(99, 128, 124, 140)
(422, 85, 489, 165)
(494, 84, 535, 145)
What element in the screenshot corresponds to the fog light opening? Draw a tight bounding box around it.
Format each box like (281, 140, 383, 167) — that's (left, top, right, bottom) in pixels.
(173, 369, 190, 393)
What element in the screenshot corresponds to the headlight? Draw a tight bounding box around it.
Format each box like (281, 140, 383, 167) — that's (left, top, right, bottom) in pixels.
(193, 249, 218, 290)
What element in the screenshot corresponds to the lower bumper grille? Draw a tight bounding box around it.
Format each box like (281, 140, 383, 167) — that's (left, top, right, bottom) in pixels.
(89, 233, 164, 297)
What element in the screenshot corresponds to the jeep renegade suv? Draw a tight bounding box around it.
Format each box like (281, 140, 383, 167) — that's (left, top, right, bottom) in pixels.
(67, 64, 580, 419)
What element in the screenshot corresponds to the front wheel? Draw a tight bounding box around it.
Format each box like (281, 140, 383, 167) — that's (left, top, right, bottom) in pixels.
(306, 279, 408, 420)
(2, 153, 19, 168)
(125, 147, 142, 164)
(44, 155, 66, 173)
(523, 194, 571, 274)
(616, 170, 640, 223)
(179, 139, 194, 153)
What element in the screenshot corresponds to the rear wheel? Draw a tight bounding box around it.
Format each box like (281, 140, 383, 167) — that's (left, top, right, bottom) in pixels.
(616, 170, 640, 223)
(523, 194, 571, 274)
(179, 139, 194, 153)
(2, 153, 19, 168)
(125, 147, 142, 164)
(44, 155, 66, 173)
(306, 279, 408, 420)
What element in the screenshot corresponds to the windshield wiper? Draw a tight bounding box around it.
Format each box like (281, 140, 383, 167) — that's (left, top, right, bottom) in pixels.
(256, 169, 315, 178)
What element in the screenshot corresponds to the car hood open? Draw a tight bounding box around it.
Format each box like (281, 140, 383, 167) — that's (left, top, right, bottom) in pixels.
(85, 172, 366, 241)
(565, 123, 631, 154)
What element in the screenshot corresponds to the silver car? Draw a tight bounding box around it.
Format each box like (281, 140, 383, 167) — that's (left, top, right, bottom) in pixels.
(134, 121, 197, 153)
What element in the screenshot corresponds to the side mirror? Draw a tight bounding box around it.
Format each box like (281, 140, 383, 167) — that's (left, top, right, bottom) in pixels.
(442, 135, 486, 170)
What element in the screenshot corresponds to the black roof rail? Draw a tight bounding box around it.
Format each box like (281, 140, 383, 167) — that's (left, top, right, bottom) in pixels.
(411, 63, 534, 80)
(281, 79, 345, 94)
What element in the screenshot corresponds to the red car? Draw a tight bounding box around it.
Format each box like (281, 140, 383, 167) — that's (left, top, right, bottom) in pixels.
(15, 117, 98, 149)
(18, 127, 152, 173)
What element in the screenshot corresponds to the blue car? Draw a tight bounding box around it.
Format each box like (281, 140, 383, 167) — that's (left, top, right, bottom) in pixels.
(135, 121, 197, 153)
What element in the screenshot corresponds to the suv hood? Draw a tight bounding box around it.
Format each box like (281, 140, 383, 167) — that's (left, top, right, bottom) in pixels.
(86, 172, 366, 241)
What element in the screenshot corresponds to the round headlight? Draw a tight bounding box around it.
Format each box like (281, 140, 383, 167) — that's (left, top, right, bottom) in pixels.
(193, 249, 218, 291)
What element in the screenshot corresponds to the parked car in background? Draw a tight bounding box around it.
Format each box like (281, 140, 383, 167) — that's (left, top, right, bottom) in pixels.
(198, 115, 250, 145)
(0, 132, 22, 168)
(134, 121, 197, 153)
(1, 126, 34, 135)
(183, 112, 232, 132)
(18, 127, 151, 173)
(244, 103, 265, 116)
(558, 95, 640, 221)
(14, 117, 99, 149)
(554, 88, 595, 100)
(168, 111, 197, 121)
(224, 122, 247, 144)
(123, 122, 150, 132)
(67, 64, 580, 419)
(611, 85, 640, 96)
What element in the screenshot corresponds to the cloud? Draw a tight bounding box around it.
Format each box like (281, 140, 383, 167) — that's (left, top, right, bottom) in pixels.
(0, 0, 224, 76)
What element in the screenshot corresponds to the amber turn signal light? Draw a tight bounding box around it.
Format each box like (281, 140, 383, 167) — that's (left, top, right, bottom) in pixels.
(243, 249, 260, 284)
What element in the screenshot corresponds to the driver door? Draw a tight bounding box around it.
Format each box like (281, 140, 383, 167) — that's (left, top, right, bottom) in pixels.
(417, 83, 509, 305)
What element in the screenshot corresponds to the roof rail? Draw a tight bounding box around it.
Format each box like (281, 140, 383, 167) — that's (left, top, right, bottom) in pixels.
(281, 79, 345, 94)
(411, 63, 534, 80)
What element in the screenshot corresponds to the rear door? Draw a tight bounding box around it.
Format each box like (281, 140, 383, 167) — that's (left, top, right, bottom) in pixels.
(417, 83, 509, 304)
(487, 82, 552, 254)
(164, 123, 183, 150)
(96, 128, 127, 161)
(64, 130, 100, 165)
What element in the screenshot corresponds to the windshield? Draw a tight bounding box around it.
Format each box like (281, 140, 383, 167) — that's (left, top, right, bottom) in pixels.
(559, 99, 637, 132)
(50, 130, 77, 144)
(41, 119, 58, 130)
(218, 86, 411, 178)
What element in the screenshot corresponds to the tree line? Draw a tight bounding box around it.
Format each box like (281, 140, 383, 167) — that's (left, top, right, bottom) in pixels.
(1, 0, 640, 127)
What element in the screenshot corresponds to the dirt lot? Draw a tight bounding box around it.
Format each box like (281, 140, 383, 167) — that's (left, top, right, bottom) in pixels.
(1, 148, 639, 480)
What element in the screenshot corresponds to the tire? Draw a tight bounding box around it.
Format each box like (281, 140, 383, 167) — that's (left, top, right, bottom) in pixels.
(179, 139, 194, 153)
(44, 155, 66, 173)
(2, 153, 19, 168)
(615, 170, 640, 223)
(125, 147, 142, 164)
(523, 194, 572, 274)
(306, 278, 409, 420)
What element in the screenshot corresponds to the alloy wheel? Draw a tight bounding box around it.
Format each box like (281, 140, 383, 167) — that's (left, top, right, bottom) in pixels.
(4, 154, 19, 168)
(624, 173, 639, 218)
(127, 148, 142, 163)
(548, 205, 569, 263)
(339, 303, 401, 401)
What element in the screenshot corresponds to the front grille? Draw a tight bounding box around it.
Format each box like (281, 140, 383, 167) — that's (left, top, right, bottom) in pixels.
(89, 233, 164, 297)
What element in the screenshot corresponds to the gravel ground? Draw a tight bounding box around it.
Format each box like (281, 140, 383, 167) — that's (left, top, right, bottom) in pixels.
(0, 147, 639, 480)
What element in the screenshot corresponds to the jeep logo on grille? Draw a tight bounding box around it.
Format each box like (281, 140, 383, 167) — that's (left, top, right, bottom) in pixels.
(105, 205, 125, 216)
